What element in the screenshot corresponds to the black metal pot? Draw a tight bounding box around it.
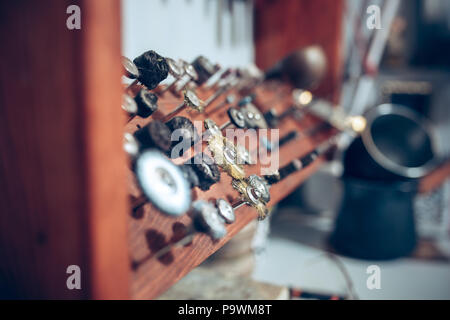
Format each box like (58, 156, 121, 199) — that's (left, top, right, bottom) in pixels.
(330, 177, 418, 260)
(330, 104, 437, 260)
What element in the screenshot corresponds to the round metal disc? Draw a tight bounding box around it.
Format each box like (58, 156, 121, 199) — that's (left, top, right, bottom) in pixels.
(221, 142, 246, 178)
(122, 94, 138, 114)
(247, 175, 271, 203)
(192, 201, 227, 240)
(122, 56, 139, 79)
(184, 90, 201, 109)
(134, 120, 172, 153)
(123, 133, 139, 157)
(222, 140, 250, 165)
(134, 150, 191, 216)
(204, 119, 222, 137)
(246, 186, 262, 205)
(190, 153, 221, 191)
(236, 144, 252, 165)
(223, 145, 237, 164)
(165, 116, 200, 150)
(216, 199, 235, 224)
(191, 56, 217, 84)
(184, 63, 199, 81)
(242, 103, 268, 129)
(227, 108, 246, 128)
(166, 57, 184, 78)
(135, 89, 158, 118)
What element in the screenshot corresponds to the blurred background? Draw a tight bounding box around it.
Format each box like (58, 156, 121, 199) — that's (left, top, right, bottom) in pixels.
(121, 0, 450, 300)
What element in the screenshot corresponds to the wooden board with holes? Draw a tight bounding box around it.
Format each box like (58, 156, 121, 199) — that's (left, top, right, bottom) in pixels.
(125, 81, 337, 299)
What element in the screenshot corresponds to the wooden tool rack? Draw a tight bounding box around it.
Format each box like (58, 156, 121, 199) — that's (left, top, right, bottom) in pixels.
(1, 0, 447, 299)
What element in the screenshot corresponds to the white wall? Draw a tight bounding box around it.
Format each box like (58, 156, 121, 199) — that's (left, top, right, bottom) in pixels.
(121, 0, 254, 69)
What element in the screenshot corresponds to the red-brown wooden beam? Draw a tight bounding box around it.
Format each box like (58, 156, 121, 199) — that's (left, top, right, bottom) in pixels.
(0, 0, 129, 299)
(254, 0, 344, 103)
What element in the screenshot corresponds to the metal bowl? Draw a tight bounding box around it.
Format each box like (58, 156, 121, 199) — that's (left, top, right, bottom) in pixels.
(345, 104, 436, 180)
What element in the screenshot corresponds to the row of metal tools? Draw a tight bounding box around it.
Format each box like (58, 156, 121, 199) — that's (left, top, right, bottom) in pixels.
(120, 48, 367, 265)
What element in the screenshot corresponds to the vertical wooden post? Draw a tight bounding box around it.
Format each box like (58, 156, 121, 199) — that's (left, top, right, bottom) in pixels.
(254, 0, 344, 102)
(0, 0, 129, 299)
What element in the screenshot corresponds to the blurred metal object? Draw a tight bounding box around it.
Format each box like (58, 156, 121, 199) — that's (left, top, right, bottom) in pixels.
(260, 130, 299, 152)
(179, 163, 200, 190)
(166, 116, 200, 157)
(204, 118, 251, 166)
(216, 190, 269, 224)
(205, 94, 236, 114)
(221, 108, 247, 130)
(334, 103, 439, 260)
(207, 68, 233, 89)
(174, 61, 199, 93)
(246, 175, 271, 203)
(293, 89, 313, 106)
(203, 79, 236, 109)
(159, 58, 186, 94)
(189, 153, 221, 191)
(305, 99, 366, 134)
(123, 132, 140, 158)
(134, 120, 172, 153)
(206, 130, 246, 180)
(232, 178, 269, 220)
(191, 56, 220, 85)
(216, 198, 236, 224)
(264, 133, 342, 185)
(265, 45, 328, 89)
(263, 90, 313, 128)
(132, 50, 170, 90)
(128, 88, 158, 122)
(191, 200, 228, 240)
(133, 150, 191, 217)
(163, 90, 204, 121)
(122, 56, 139, 79)
(241, 102, 268, 129)
(237, 63, 265, 91)
(122, 93, 138, 114)
(346, 104, 437, 180)
(330, 174, 418, 260)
